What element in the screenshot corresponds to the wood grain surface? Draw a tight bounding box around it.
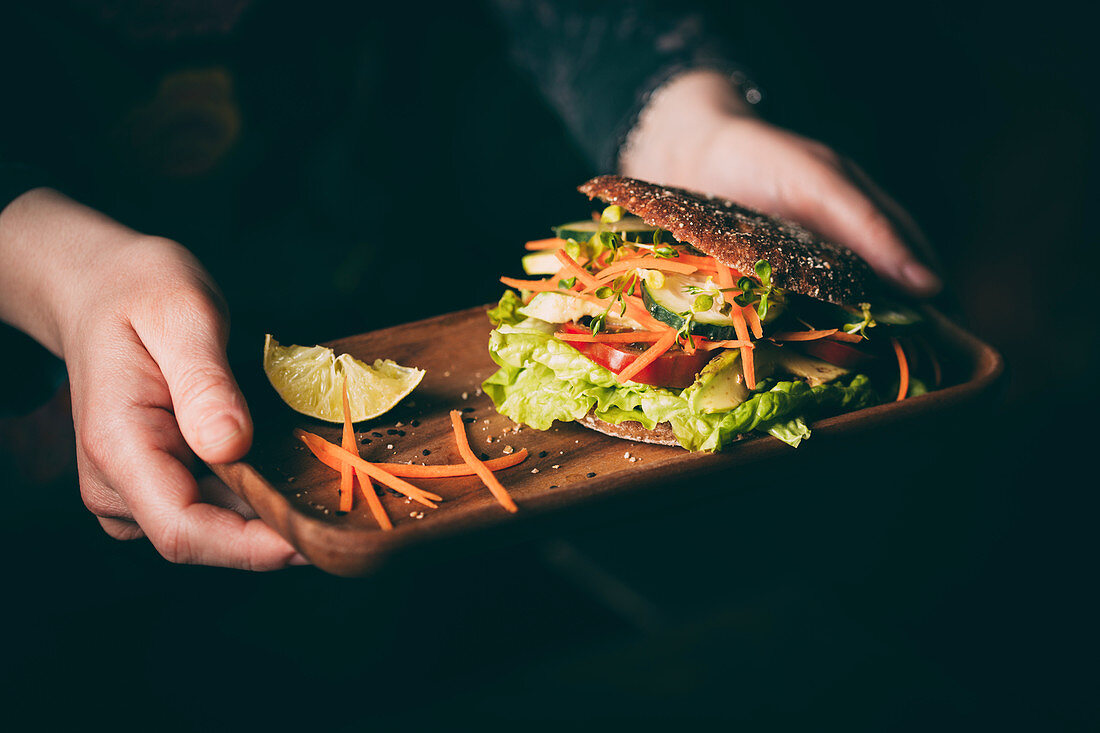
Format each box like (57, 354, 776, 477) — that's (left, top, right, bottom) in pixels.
(211, 305, 1003, 576)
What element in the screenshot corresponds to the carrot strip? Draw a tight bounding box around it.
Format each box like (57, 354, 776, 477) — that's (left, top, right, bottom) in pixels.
(554, 249, 604, 291)
(341, 380, 392, 529)
(449, 411, 518, 513)
(892, 337, 909, 401)
(295, 430, 441, 508)
(743, 306, 764, 339)
(615, 329, 678, 383)
(500, 276, 566, 293)
(524, 237, 568, 251)
(376, 450, 528, 478)
(302, 435, 526, 483)
(717, 265, 756, 389)
(695, 339, 754, 350)
(338, 378, 355, 514)
(556, 331, 668, 343)
(771, 329, 840, 342)
(594, 258, 697, 280)
(828, 330, 865, 343)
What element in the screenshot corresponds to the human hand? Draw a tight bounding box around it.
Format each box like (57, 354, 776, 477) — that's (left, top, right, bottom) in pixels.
(620, 70, 942, 297)
(0, 189, 303, 569)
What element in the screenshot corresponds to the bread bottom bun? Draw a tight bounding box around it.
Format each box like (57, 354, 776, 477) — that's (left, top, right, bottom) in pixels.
(577, 413, 679, 446)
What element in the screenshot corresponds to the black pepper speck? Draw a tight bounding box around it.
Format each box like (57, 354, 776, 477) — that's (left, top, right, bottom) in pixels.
(463, 417, 476, 424)
(461, 406, 475, 413)
(387, 429, 399, 435)
(372, 431, 383, 438)
(410, 419, 420, 427)
(422, 449, 431, 456)
(538, 451, 548, 458)
(587, 472, 596, 478)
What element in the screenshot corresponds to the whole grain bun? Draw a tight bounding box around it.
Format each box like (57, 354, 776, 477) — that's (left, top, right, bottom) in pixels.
(578, 175, 874, 305)
(577, 413, 680, 446)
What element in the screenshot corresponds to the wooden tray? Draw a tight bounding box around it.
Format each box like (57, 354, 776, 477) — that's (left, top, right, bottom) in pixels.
(211, 305, 1003, 576)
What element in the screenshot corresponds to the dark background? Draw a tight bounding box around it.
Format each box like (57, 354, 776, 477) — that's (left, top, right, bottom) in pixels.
(2, 1, 1096, 729)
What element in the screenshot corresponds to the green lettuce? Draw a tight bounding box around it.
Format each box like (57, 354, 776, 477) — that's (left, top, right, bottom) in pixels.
(481, 294, 879, 451)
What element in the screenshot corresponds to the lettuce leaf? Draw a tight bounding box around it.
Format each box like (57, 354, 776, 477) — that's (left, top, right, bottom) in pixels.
(487, 289, 525, 327)
(481, 292, 879, 451)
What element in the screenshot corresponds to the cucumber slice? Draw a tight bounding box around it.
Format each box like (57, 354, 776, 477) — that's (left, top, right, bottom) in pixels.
(521, 251, 561, 276)
(641, 273, 740, 340)
(553, 216, 660, 243)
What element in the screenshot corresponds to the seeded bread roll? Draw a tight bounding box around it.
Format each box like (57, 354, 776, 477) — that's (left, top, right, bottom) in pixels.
(578, 175, 875, 305)
(577, 412, 679, 446)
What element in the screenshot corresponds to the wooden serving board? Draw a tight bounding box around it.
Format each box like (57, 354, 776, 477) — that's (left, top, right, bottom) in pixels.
(211, 305, 1003, 576)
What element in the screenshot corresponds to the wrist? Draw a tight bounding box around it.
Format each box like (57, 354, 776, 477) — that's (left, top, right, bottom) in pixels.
(0, 188, 145, 356)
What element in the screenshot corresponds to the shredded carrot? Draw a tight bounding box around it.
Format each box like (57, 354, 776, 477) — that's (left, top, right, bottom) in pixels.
(695, 339, 754, 350)
(554, 249, 604, 291)
(375, 450, 528, 478)
(594, 257, 697, 280)
(340, 379, 392, 529)
(556, 330, 668, 343)
(524, 237, 568, 251)
(729, 307, 756, 389)
(743, 305, 763, 339)
(338, 378, 355, 514)
(568, 290, 669, 333)
(449, 410, 518, 513)
(499, 276, 566, 293)
(615, 329, 678, 383)
(770, 329, 839, 342)
(717, 265, 756, 389)
(302, 433, 528, 481)
(828, 330, 865, 343)
(891, 337, 909, 401)
(295, 430, 441, 508)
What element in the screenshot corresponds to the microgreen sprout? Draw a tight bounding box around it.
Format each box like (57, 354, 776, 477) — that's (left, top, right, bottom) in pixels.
(843, 302, 877, 337)
(558, 276, 576, 290)
(589, 273, 639, 334)
(731, 259, 774, 319)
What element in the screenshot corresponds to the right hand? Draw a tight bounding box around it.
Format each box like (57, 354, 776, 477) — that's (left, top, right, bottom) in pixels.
(0, 189, 302, 569)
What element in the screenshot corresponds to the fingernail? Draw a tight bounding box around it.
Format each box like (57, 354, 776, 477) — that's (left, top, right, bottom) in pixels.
(289, 553, 310, 566)
(900, 261, 943, 296)
(197, 413, 242, 450)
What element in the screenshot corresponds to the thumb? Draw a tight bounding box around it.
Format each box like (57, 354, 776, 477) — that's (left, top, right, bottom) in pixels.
(139, 297, 253, 465)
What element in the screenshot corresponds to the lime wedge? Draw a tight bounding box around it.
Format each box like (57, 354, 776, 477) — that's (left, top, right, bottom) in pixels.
(263, 334, 425, 423)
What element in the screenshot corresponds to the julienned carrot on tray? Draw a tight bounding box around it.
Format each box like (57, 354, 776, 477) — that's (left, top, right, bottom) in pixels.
(295, 422, 529, 519)
(449, 410, 519, 513)
(483, 175, 940, 452)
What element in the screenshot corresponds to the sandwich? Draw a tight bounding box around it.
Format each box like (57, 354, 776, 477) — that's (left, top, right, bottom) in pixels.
(482, 175, 935, 451)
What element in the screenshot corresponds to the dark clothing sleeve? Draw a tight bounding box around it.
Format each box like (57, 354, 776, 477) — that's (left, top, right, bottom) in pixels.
(489, 0, 747, 173)
(0, 162, 53, 214)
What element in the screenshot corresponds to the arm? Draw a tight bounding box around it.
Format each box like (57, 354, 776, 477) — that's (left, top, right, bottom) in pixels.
(0, 188, 302, 569)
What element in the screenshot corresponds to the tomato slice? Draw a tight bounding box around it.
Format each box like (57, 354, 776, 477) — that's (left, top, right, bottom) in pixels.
(800, 338, 877, 368)
(557, 322, 712, 388)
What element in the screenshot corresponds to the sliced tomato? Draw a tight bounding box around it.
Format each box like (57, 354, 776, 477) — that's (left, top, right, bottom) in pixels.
(557, 322, 713, 388)
(800, 338, 877, 368)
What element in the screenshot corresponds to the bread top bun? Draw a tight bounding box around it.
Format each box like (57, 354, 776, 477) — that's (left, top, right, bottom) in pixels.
(578, 175, 875, 306)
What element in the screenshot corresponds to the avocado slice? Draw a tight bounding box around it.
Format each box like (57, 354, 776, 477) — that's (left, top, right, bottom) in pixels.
(686, 342, 849, 413)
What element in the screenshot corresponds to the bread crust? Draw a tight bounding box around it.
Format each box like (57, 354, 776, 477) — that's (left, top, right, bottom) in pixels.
(577, 413, 680, 446)
(578, 175, 875, 305)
